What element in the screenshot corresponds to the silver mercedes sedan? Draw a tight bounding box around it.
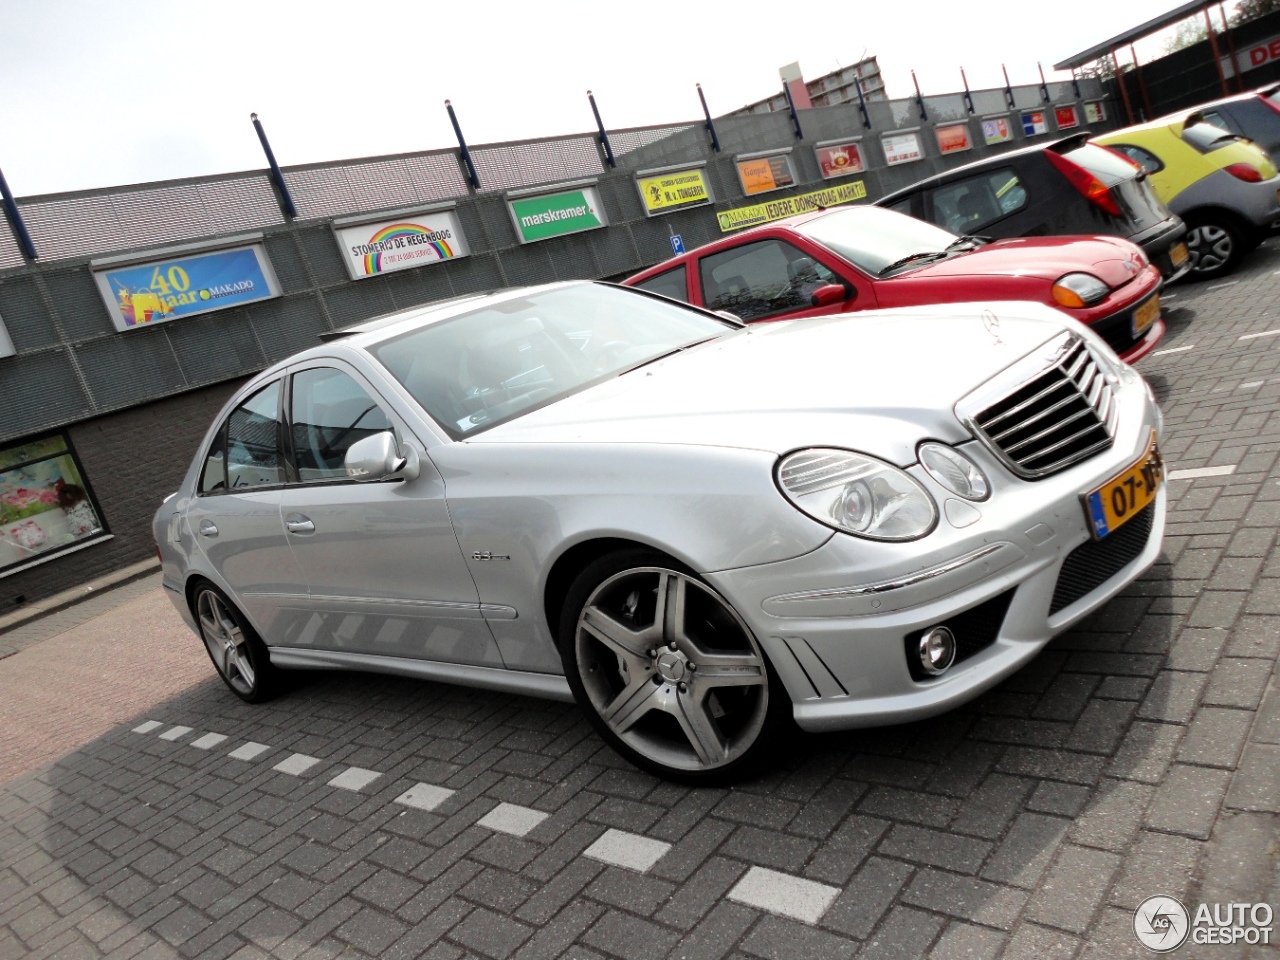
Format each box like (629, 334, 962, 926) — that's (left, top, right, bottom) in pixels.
(154, 281, 1165, 781)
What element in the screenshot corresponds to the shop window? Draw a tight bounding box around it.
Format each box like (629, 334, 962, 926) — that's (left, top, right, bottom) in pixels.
(290, 368, 393, 482)
(0, 433, 107, 575)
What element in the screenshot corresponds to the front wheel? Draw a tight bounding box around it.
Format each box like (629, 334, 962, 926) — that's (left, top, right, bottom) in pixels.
(1185, 215, 1244, 280)
(559, 549, 784, 782)
(193, 582, 277, 703)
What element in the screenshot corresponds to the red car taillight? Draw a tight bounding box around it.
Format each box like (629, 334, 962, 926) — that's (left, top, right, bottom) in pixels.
(1045, 150, 1123, 217)
(1224, 162, 1264, 182)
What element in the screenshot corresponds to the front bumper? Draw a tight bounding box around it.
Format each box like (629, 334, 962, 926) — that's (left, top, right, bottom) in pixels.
(706, 369, 1164, 732)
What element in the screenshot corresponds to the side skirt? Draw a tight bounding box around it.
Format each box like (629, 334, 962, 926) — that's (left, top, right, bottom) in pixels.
(267, 646, 575, 703)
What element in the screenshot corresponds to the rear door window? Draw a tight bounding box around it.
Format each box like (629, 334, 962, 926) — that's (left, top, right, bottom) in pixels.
(698, 239, 837, 321)
(202, 381, 284, 493)
(633, 265, 688, 302)
(1108, 144, 1164, 175)
(929, 170, 1027, 234)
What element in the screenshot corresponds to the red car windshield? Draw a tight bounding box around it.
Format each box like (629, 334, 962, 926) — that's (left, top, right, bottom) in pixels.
(796, 207, 960, 275)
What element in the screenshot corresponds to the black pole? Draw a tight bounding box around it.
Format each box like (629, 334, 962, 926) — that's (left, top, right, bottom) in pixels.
(781, 82, 803, 140)
(250, 113, 297, 219)
(696, 83, 721, 152)
(961, 68, 975, 114)
(853, 75, 872, 129)
(1038, 63, 1051, 103)
(912, 71, 927, 121)
(1071, 67, 1082, 100)
(445, 100, 481, 191)
(1002, 64, 1016, 109)
(587, 91, 616, 168)
(0, 166, 36, 260)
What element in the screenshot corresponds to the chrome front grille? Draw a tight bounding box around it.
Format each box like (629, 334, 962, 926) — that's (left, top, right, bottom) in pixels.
(960, 334, 1118, 479)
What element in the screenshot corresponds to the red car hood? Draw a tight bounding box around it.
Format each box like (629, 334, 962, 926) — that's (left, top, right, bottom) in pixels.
(905, 235, 1146, 287)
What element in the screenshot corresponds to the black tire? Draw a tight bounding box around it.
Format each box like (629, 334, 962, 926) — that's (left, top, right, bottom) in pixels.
(1184, 213, 1244, 280)
(191, 580, 278, 703)
(557, 548, 787, 783)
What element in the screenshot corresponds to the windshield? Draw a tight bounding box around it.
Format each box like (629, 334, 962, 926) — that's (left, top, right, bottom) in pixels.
(369, 284, 735, 438)
(795, 206, 959, 275)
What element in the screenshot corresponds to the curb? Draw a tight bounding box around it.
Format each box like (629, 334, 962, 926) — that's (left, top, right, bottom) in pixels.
(0, 558, 161, 634)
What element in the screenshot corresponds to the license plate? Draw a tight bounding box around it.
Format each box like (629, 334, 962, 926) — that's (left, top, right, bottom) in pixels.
(1170, 242, 1188, 266)
(1084, 433, 1162, 539)
(1132, 295, 1160, 338)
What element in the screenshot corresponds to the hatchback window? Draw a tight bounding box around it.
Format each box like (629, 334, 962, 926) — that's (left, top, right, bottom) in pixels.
(930, 170, 1026, 233)
(698, 239, 837, 321)
(291, 368, 394, 482)
(1108, 144, 1164, 175)
(210, 381, 284, 491)
(1201, 110, 1232, 133)
(634, 266, 688, 302)
(1181, 122, 1244, 153)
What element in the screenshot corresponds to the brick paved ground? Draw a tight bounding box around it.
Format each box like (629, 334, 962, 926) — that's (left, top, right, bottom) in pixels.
(2, 245, 1280, 959)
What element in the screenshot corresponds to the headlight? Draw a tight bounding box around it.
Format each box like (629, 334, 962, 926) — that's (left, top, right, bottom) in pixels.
(1051, 272, 1109, 308)
(776, 448, 937, 541)
(918, 443, 990, 501)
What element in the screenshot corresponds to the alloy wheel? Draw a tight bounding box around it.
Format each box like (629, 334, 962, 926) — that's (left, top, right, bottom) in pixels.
(196, 589, 257, 696)
(574, 566, 769, 773)
(1187, 224, 1234, 274)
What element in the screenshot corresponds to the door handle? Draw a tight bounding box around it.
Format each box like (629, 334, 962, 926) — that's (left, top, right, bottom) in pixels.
(285, 515, 315, 535)
(198, 519, 218, 538)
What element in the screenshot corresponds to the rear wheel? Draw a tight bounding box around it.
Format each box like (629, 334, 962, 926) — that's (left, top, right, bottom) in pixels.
(193, 582, 277, 703)
(559, 549, 784, 782)
(1185, 213, 1244, 280)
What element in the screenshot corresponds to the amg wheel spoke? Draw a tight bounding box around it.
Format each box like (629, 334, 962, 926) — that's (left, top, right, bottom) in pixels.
(229, 642, 255, 687)
(581, 604, 651, 666)
(602, 678, 663, 734)
(694, 655, 765, 689)
(654, 572, 686, 644)
(674, 692, 727, 765)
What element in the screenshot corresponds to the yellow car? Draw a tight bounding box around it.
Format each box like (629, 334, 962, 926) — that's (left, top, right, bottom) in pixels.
(1096, 113, 1280, 279)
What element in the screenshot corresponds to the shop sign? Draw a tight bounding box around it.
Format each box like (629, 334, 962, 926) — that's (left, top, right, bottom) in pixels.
(1055, 105, 1080, 130)
(1084, 101, 1107, 124)
(0, 433, 107, 577)
(635, 167, 712, 215)
(936, 123, 972, 155)
(333, 208, 468, 280)
(1235, 34, 1280, 72)
(716, 180, 867, 232)
(0, 313, 13, 359)
(882, 131, 923, 166)
(508, 185, 607, 243)
(736, 152, 797, 196)
(982, 116, 1013, 145)
(92, 242, 280, 333)
(814, 140, 865, 179)
(1021, 110, 1049, 136)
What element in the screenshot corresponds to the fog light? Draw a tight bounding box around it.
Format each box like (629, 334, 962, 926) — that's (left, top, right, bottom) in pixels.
(918, 626, 956, 676)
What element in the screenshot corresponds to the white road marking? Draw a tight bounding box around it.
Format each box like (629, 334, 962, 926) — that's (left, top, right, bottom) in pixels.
(728, 866, 841, 925)
(477, 803, 548, 837)
(273, 754, 321, 776)
(227, 742, 271, 761)
(584, 829, 671, 873)
(190, 733, 228, 750)
(394, 783, 455, 812)
(1238, 329, 1280, 341)
(1208, 281, 1240, 290)
(131, 721, 163, 734)
(328, 767, 381, 791)
(1153, 344, 1194, 355)
(1168, 465, 1238, 481)
(158, 725, 192, 741)
(1240, 381, 1264, 390)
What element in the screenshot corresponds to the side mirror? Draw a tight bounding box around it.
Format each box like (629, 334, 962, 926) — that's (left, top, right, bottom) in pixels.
(810, 283, 852, 309)
(344, 432, 420, 482)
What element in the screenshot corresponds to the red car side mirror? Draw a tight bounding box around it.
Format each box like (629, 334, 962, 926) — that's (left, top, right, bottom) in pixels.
(810, 283, 851, 309)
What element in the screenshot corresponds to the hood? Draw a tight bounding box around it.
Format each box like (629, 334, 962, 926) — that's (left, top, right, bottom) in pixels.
(471, 303, 1069, 465)
(905, 235, 1147, 288)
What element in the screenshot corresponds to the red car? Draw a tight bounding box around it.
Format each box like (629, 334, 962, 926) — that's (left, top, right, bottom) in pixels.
(625, 205, 1164, 363)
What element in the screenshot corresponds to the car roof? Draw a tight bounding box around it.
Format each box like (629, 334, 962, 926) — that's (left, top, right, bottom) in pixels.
(877, 133, 1092, 202)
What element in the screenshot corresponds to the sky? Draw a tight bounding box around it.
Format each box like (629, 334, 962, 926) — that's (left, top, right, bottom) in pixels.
(0, 0, 1199, 197)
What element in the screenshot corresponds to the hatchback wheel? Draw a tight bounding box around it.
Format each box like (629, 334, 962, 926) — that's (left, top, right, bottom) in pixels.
(1185, 215, 1242, 279)
(560, 550, 783, 782)
(193, 583, 276, 703)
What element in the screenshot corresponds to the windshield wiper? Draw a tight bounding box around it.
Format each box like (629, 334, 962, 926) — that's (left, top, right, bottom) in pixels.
(878, 251, 949, 276)
(620, 335, 723, 375)
(945, 235, 992, 251)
